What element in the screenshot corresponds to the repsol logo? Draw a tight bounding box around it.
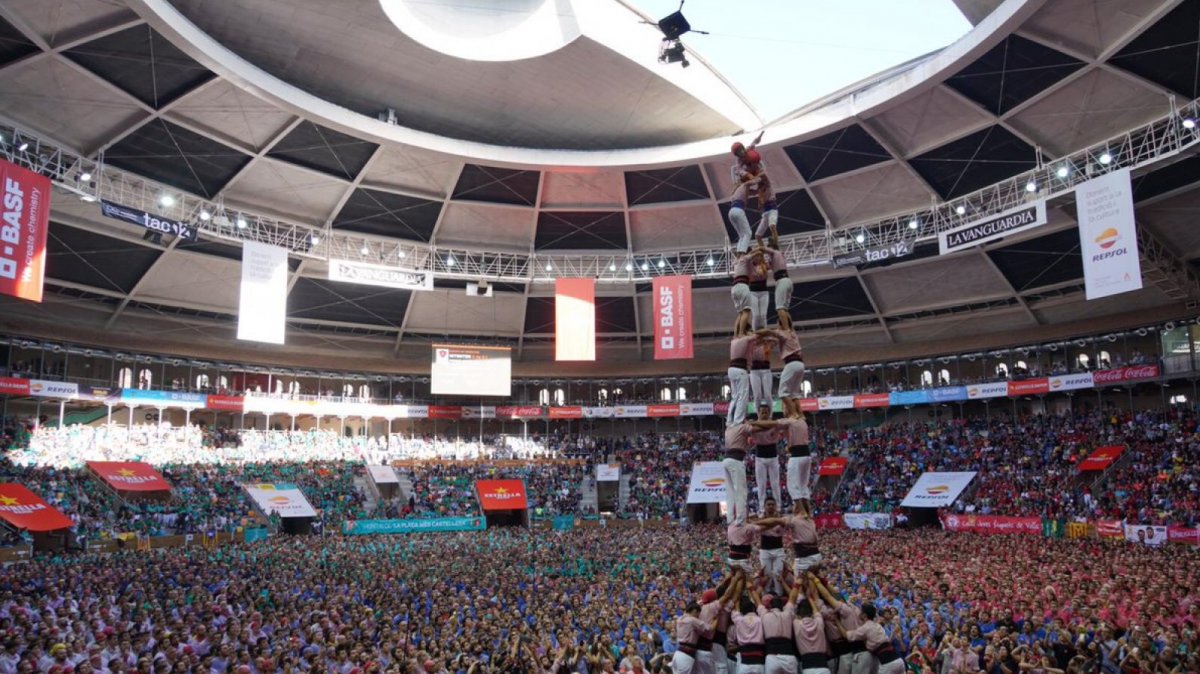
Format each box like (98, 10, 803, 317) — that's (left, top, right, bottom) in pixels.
(1091, 247, 1128, 262)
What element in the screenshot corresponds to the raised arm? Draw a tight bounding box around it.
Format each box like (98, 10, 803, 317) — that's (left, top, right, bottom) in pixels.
(813, 576, 842, 608)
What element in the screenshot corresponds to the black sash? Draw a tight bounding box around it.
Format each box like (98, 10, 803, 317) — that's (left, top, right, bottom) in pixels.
(766, 637, 796, 656)
(750, 281, 769, 292)
(729, 544, 752, 559)
(802, 653, 830, 669)
(751, 360, 770, 370)
(755, 444, 778, 459)
(784, 355, 803, 364)
(726, 449, 746, 461)
(774, 270, 789, 280)
(761, 535, 783, 550)
(789, 445, 810, 458)
(793, 542, 820, 557)
(730, 358, 749, 369)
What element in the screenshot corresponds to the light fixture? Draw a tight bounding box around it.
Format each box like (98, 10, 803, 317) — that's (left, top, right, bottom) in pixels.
(908, 219, 919, 230)
(236, 217, 247, 229)
(16, 142, 29, 152)
(398, 251, 406, 259)
(624, 263, 633, 272)
(310, 234, 320, 245)
(1098, 152, 1112, 165)
(360, 244, 370, 255)
(657, 259, 666, 268)
(1026, 180, 1037, 193)
(544, 263, 553, 271)
(706, 257, 715, 266)
(1184, 118, 1197, 130)
(80, 194, 96, 203)
(608, 263, 616, 271)
(446, 256, 456, 267)
(199, 209, 212, 221)
(855, 233, 865, 244)
(79, 171, 92, 182)
(1056, 165, 1069, 178)
(955, 205, 966, 216)
(640, 262, 649, 271)
(159, 194, 175, 207)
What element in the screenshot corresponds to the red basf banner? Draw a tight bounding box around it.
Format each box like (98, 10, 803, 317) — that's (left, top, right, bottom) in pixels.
(475, 479, 528, 511)
(941, 513, 1040, 535)
(0, 158, 50, 302)
(87, 461, 171, 493)
(652, 275, 693, 360)
(818, 457, 848, 476)
(0, 484, 73, 531)
(1078, 445, 1125, 472)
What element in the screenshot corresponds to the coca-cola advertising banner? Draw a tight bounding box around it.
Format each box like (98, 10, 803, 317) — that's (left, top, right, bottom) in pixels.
(1093, 364, 1160, 385)
(497, 406, 544, 419)
(713, 402, 730, 416)
(0, 158, 50, 303)
(941, 514, 1040, 535)
(652, 275, 693, 360)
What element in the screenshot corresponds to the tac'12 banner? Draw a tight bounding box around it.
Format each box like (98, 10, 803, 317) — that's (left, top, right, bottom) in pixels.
(652, 275, 692, 360)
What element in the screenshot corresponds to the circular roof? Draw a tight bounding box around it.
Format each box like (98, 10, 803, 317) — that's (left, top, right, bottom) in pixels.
(1, 0, 1199, 374)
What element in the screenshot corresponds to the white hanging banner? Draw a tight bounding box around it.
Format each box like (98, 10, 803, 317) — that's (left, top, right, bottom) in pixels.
(1076, 168, 1141, 300)
(237, 241, 289, 344)
(686, 461, 728, 504)
(900, 471, 977, 508)
(328, 260, 433, 291)
(596, 464, 621, 482)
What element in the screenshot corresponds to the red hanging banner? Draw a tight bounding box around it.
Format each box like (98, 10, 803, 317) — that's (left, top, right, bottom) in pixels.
(652, 275, 693, 360)
(0, 158, 51, 303)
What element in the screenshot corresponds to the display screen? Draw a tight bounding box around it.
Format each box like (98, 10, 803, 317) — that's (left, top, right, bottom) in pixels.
(431, 344, 512, 397)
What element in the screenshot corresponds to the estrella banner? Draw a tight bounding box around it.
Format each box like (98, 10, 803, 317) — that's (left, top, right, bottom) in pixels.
(0, 377, 30, 396)
(1078, 445, 1124, 472)
(475, 479, 528, 510)
(87, 461, 171, 493)
(1007, 378, 1049, 396)
(548, 406, 583, 419)
(0, 484, 73, 531)
(853, 394, 890, 408)
(343, 517, 485, 535)
(817, 457, 848, 476)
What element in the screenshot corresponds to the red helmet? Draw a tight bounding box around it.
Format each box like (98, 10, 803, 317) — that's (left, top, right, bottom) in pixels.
(744, 149, 762, 165)
(731, 141, 745, 156)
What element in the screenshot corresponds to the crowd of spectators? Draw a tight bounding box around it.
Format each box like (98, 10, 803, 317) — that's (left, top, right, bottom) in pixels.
(0, 526, 1194, 674)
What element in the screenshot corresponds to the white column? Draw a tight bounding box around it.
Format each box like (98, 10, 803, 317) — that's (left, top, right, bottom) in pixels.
(58, 400, 66, 428)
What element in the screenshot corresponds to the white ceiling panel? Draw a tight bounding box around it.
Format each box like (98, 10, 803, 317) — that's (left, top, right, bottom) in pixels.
(1031, 286, 1171, 324)
(6, 0, 138, 47)
(1022, 0, 1175, 58)
(133, 251, 241, 313)
(222, 158, 350, 226)
(861, 254, 1013, 314)
(539, 170, 624, 208)
(435, 202, 535, 252)
(871, 85, 995, 157)
(169, 79, 295, 151)
(629, 204, 724, 251)
(889, 308, 1031, 343)
(403, 288, 525, 335)
(0, 57, 144, 153)
(810, 162, 933, 227)
(361, 145, 462, 197)
(1009, 68, 1166, 157)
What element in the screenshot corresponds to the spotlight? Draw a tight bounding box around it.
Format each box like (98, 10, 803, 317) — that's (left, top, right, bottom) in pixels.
(908, 219, 919, 230)
(545, 263, 553, 272)
(608, 263, 617, 271)
(1056, 165, 1069, 178)
(236, 217, 247, 230)
(1098, 152, 1112, 165)
(446, 256, 456, 267)
(706, 257, 715, 266)
(361, 245, 370, 255)
(657, 259, 666, 268)
(79, 171, 92, 182)
(310, 234, 320, 245)
(1026, 180, 1037, 193)
(955, 205, 966, 216)
(1184, 118, 1197, 130)
(641, 262, 649, 271)
(17, 142, 29, 152)
(625, 263, 633, 272)
(855, 233, 865, 244)
(199, 210, 212, 221)
(398, 251, 406, 259)
(159, 194, 175, 207)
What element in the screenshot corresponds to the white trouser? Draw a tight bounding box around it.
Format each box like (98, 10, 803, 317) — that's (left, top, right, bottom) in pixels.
(777, 360, 806, 398)
(794, 553, 823, 574)
(739, 662, 765, 674)
(750, 291, 769, 329)
(878, 660, 904, 674)
(713, 645, 729, 674)
(722, 456, 748, 525)
(750, 369, 773, 410)
(732, 283, 751, 314)
(759, 547, 786, 591)
(754, 208, 779, 237)
(765, 655, 797, 674)
(775, 277, 792, 314)
(754, 454, 781, 511)
(787, 455, 812, 500)
(729, 207, 752, 253)
(726, 368, 749, 426)
(673, 651, 696, 674)
(846, 651, 875, 674)
(802, 668, 831, 674)
(697, 650, 715, 674)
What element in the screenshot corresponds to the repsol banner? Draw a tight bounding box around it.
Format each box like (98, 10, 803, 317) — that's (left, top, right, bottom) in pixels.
(100, 199, 199, 242)
(939, 201, 1046, 255)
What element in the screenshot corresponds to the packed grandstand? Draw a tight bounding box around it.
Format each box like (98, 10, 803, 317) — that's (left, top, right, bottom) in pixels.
(4, 0, 1200, 674)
